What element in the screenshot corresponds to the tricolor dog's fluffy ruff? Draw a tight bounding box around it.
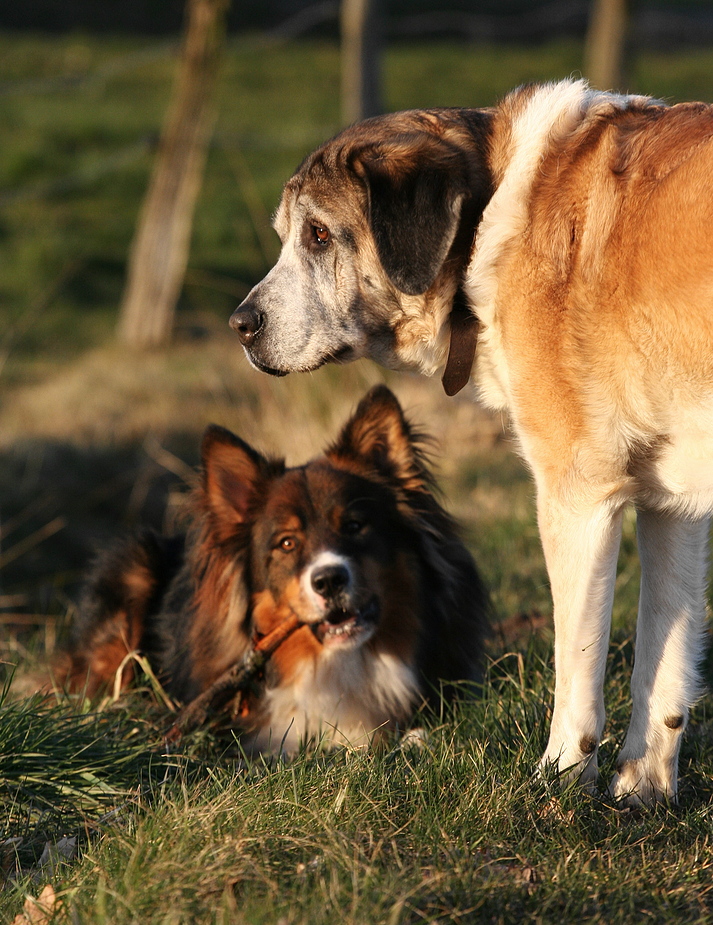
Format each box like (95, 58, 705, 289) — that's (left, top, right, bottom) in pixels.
(61, 387, 490, 754)
(231, 79, 713, 802)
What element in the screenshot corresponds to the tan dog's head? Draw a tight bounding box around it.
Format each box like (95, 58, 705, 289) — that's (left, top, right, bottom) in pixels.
(230, 110, 493, 379)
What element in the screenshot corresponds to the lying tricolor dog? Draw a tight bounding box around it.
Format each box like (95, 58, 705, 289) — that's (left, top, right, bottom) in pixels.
(230, 79, 713, 802)
(61, 387, 490, 754)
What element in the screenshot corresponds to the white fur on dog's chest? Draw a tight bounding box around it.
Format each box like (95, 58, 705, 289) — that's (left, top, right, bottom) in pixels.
(254, 650, 419, 755)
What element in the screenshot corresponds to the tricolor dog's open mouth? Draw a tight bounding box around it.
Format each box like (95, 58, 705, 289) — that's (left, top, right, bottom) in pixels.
(311, 597, 379, 648)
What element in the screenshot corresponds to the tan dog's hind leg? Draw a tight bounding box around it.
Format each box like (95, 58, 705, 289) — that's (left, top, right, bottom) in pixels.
(610, 509, 709, 805)
(538, 489, 625, 790)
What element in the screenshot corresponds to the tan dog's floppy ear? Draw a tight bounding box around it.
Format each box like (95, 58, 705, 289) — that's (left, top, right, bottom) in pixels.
(327, 385, 431, 492)
(351, 135, 469, 295)
(201, 425, 272, 539)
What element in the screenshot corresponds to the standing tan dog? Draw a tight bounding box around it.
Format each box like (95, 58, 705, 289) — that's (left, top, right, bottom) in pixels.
(231, 79, 713, 804)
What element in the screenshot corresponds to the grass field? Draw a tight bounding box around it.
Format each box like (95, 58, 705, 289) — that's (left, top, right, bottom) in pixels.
(2, 31, 713, 923)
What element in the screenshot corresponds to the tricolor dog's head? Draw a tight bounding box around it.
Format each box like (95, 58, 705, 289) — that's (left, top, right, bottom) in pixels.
(230, 110, 493, 383)
(200, 386, 435, 663)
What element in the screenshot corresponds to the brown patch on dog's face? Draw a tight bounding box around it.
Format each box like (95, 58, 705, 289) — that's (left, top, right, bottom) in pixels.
(230, 109, 493, 379)
(251, 588, 322, 683)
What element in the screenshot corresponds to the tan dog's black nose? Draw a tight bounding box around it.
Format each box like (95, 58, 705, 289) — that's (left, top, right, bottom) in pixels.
(230, 304, 264, 346)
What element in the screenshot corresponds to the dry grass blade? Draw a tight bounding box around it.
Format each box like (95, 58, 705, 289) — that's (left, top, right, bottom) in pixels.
(142, 433, 199, 486)
(110, 651, 177, 712)
(0, 517, 66, 570)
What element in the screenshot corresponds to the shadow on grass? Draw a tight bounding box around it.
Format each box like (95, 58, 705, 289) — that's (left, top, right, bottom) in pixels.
(0, 434, 200, 683)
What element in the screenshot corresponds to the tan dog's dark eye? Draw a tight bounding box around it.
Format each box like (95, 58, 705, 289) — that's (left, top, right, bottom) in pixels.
(312, 224, 330, 246)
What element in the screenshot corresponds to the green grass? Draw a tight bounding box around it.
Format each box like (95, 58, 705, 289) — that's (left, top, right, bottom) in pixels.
(3, 30, 713, 924)
(0, 688, 162, 827)
(3, 651, 713, 923)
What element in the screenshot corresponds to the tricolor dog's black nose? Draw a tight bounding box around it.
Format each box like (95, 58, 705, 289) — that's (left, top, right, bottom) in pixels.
(230, 303, 264, 346)
(311, 563, 350, 600)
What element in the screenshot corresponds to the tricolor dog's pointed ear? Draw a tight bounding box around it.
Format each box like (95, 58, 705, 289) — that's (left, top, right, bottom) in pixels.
(201, 425, 270, 538)
(327, 385, 430, 491)
(351, 135, 470, 295)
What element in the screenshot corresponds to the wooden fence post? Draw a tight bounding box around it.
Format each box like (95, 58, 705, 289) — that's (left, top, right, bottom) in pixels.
(584, 0, 630, 92)
(118, 0, 229, 348)
(340, 0, 383, 126)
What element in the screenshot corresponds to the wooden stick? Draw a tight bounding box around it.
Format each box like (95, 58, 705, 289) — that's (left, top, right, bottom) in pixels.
(166, 612, 301, 742)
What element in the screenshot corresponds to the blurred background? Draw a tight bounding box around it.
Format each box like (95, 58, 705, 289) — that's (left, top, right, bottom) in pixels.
(0, 0, 710, 686)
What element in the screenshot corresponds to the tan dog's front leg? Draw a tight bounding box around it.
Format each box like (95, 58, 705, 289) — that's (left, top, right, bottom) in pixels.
(537, 490, 624, 789)
(609, 508, 709, 805)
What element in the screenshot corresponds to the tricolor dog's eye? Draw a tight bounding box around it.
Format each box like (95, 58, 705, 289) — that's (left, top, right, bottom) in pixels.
(312, 223, 331, 246)
(278, 536, 299, 552)
(343, 517, 366, 536)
